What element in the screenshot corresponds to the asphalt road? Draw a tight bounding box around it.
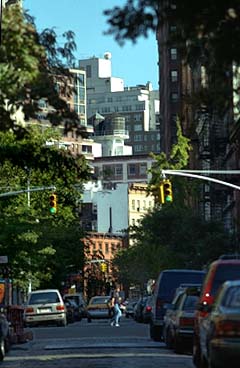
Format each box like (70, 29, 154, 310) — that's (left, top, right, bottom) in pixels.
(2, 317, 195, 368)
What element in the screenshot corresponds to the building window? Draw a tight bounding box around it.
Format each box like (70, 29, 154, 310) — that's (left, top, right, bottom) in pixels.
(171, 92, 179, 101)
(86, 65, 91, 78)
(115, 165, 123, 176)
(170, 25, 177, 33)
(143, 200, 146, 210)
(132, 199, 135, 210)
(105, 243, 109, 254)
(137, 200, 140, 211)
(128, 164, 136, 176)
(171, 70, 178, 82)
(134, 123, 142, 131)
(135, 104, 144, 111)
(82, 145, 92, 153)
(139, 163, 147, 175)
(98, 242, 102, 251)
(170, 48, 177, 60)
(111, 243, 115, 253)
(132, 218, 135, 225)
(134, 145, 144, 152)
(134, 134, 142, 141)
(134, 114, 142, 122)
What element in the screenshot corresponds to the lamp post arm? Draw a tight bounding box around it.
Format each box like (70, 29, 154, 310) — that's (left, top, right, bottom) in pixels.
(162, 170, 240, 191)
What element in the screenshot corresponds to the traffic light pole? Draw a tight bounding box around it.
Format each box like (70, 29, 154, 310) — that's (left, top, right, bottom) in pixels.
(162, 170, 240, 191)
(0, 186, 56, 198)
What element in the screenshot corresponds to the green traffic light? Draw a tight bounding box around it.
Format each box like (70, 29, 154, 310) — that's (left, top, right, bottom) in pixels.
(50, 207, 57, 214)
(165, 195, 172, 202)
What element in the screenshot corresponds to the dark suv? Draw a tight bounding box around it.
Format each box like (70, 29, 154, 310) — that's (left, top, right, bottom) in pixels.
(193, 256, 240, 368)
(149, 269, 205, 341)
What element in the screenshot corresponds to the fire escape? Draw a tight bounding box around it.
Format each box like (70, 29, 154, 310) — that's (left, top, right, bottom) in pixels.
(196, 110, 229, 222)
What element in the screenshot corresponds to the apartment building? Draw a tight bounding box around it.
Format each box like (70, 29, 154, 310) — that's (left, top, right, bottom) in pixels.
(79, 53, 160, 156)
(157, 1, 240, 241)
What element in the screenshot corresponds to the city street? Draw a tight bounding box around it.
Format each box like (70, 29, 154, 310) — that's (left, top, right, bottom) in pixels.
(2, 317, 194, 368)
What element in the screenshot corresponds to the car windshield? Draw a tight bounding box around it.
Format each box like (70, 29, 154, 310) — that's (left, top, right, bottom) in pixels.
(90, 297, 109, 305)
(183, 295, 199, 311)
(29, 292, 60, 304)
(211, 264, 240, 295)
(222, 286, 240, 308)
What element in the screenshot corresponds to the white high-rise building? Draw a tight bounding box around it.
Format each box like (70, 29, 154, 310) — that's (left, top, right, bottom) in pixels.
(79, 53, 160, 156)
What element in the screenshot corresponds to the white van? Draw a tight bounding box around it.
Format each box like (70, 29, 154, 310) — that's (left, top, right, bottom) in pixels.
(24, 289, 67, 327)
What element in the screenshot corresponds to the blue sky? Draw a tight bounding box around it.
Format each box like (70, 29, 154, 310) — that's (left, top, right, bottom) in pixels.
(23, 0, 159, 89)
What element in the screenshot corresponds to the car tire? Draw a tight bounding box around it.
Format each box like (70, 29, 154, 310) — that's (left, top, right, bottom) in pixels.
(193, 338, 201, 368)
(58, 317, 67, 327)
(174, 336, 183, 354)
(165, 327, 174, 349)
(149, 322, 162, 341)
(0, 339, 5, 361)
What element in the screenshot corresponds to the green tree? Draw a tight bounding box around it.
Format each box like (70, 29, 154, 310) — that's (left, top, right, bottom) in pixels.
(0, 128, 91, 291)
(114, 205, 233, 286)
(0, 3, 81, 134)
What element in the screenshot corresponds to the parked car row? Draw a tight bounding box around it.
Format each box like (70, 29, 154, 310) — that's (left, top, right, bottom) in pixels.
(162, 284, 201, 354)
(148, 254, 240, 368)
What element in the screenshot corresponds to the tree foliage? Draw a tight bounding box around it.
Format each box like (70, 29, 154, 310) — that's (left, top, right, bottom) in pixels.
(104, 0, 240, 114)
(0, 127, 91, 291)
(104, 1, 240, 66)
(114, 205, 233, 287)
(0, 4, 82, 135)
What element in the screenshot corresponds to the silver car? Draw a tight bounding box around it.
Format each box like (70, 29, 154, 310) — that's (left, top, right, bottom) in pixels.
(24, 289, 67, 327)
(200, 280, 240, 368)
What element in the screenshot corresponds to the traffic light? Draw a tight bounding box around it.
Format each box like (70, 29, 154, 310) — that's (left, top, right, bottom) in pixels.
(100, 263, 107, 272)
(49, 193, 57, 214)
(163, 179, 173, 203)
(152, 183, 164, 204)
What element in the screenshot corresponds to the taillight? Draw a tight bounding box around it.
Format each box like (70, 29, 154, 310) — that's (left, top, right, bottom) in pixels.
(56, 305, 65, 311)
(202, 292, 214, 306)
(25, 307, 34, 313)
(146, 306, 152, 312)
(179, 317, 194, 327)
(214, 320, 240, 337)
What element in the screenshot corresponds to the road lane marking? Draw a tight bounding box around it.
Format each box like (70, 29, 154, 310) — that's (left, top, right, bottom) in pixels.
(5, 352, 192, 361)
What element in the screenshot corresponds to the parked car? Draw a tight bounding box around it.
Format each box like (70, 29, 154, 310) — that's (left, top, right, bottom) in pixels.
(0, 311, 10, 361)
(86, 295, 111, 321)
(125, 300, 137, 318)
(133, 296, 148, 322)
(64, 299, 81, 323)
(163, 285, 201, 353)
(149, 269, 206, 341)
(142, 295, 153, 324)
(63, 293, 87, 319)
(198, 280, 240, 368)
(23, 289, 67, 327)
(193, 255, 240, 368)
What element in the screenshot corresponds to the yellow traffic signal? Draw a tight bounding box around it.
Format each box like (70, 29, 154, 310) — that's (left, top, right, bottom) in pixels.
(100, 263, 107, 272)
(163, 179, 173, 203)
(152, 184, 164, 204)
(49, 193, 57, 214)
